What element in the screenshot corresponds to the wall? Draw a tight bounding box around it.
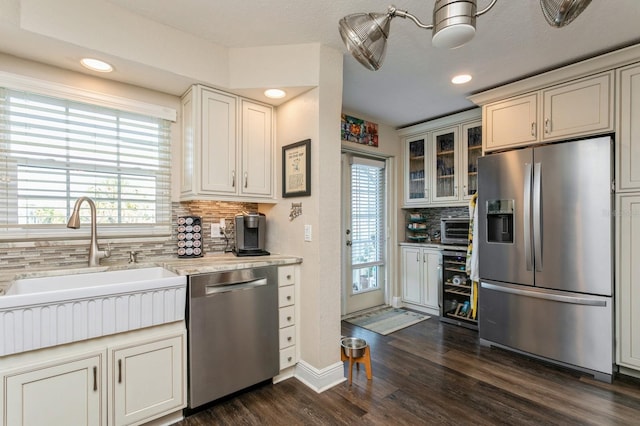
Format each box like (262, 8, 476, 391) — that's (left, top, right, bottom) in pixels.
(261, 44, 344, 389)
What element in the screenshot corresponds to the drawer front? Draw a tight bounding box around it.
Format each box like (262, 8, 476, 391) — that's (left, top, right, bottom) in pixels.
(279, 325, 296, 349)
(279, 346, 296, 369)
(279, 306, 295, 328)
(278, 285, 295, 308)
(278, 266, 295, 287)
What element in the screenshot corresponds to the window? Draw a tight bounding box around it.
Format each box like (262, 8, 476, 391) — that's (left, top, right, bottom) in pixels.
(350, 157, 386, 294)
(0, 87, 171, 239)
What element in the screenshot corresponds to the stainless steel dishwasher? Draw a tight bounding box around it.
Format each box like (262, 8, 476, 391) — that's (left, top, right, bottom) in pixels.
(186, 266, 279, 409)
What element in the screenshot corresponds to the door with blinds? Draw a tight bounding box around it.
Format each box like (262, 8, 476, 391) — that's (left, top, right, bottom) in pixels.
(342, 153, 386, 315)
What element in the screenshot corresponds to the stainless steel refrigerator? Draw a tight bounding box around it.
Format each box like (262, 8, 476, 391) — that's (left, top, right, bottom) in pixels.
(477, 136, 613, 382)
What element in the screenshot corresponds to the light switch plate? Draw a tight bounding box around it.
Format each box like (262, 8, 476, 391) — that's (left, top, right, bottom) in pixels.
(304, 224, 312, 242)
(211, 223, 222, 238)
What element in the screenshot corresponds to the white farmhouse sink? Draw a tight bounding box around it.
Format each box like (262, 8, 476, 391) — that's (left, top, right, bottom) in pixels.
(0, 267, 186, 357)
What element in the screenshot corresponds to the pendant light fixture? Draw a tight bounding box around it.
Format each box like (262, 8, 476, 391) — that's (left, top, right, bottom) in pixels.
(540, 0, 592, 28)
(340, 0, 592, 71)
(339, 0, 497, 71)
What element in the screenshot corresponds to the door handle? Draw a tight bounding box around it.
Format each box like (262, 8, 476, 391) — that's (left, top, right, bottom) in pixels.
(93, 366, 97, 391)
(118, 359, 122, 383)
(524, 162, 533, 271)
(533, 162, 542, 272)
(531, 122, 536, 137)
(231, 170, 236, 187)
(482, 282, 607, 306)
(244, 172, 248, 188)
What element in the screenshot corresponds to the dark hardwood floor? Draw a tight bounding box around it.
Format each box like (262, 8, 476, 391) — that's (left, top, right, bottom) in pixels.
(176, 316, 640, 425)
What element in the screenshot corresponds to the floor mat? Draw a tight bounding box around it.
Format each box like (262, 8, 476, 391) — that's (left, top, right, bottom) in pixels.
(343, 306, 430, 335)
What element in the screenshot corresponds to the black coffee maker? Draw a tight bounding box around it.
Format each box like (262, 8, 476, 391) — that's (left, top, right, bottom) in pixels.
(233, 212, 270, 256)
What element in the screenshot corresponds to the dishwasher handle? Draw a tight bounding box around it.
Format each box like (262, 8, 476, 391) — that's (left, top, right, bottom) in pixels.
(204, 278, 267, 295)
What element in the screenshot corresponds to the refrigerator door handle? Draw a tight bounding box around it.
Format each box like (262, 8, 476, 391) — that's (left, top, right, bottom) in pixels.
(533, 162, 542, 272)
(481, 282, 607, 307)
(524, 162, 533, 271)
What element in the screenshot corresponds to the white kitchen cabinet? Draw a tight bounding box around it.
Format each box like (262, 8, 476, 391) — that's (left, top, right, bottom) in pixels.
(401, 246, 441, 314)
(110, 333, 186, 426)
(1, 323, 186, 426)
(400, 109, 482, 207)
(2, 352, 106, 426)
(616, 194, 640, 374)
(617, 62, 640, 192)
(181, 85, 274, 202)
(274, 265, 299, 382)
(483, 71, 613, 151)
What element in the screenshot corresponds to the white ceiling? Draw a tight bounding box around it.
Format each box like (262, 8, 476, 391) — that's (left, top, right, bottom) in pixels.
(2, 1, 640, 128)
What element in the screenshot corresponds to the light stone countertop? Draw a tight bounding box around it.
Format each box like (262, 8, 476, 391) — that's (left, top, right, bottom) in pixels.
(0, 252, 302, 295)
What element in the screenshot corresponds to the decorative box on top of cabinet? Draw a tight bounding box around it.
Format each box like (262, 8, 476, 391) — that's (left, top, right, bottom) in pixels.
(181, 84, 275, 202)
(400, 109, 481, 207)
(483, 71, 613, 152)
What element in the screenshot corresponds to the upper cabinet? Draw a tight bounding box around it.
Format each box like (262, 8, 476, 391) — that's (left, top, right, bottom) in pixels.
(400, 109, 481, 207)
(482, 72, 614, 152)
(618, 63, 640, 192)
(181, 85, 275, 202)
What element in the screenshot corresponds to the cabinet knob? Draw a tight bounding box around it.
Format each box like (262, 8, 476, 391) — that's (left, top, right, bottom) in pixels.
(287, 295, 292, 300)
(287, 336, 292, 342)
(287, 356, 292, 362)
(286, 274, 291, 280)
(287, 316, 292, 321)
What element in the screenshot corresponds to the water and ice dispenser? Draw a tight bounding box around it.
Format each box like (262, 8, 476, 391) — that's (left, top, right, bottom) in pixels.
(486, 199, 514, 243)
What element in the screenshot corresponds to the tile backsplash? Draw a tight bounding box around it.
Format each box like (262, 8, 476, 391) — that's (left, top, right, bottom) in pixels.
(403, 206, 469, 242)
(0, 201, 257, 273)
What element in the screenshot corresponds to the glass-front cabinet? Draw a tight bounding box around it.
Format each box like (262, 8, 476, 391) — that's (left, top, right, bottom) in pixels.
(462, 121, 482, 200)
(400, 109, 482, 207)
(405, 136, 429, 204)
(432, 126, 459, 203)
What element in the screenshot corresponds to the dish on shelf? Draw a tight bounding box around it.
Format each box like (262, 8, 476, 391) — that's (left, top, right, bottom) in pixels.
(407, 235, 429, 242)
(407, 223, 427, 230)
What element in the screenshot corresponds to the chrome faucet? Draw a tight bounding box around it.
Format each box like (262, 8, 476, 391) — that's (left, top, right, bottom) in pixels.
(67, 197, 111, 267)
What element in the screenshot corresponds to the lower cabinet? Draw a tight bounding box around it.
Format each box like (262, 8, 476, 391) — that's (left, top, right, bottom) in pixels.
(1, 324, 186, 426)
(401, 246, 441, 313)
(275, 265, 299, 382)
(110, 334, 185, 426)
(4, 352, 105, 426)
(617, 194, 640, 374)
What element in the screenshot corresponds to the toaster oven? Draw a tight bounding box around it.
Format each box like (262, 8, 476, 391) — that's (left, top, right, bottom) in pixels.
(440, 217, 470, 245)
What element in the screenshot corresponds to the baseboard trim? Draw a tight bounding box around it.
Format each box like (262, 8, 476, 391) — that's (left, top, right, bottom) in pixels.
(294, 360, 345, 393)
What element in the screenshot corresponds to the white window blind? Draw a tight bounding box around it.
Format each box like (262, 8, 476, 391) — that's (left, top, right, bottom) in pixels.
(0, 87, 171, 239)
(350, 157, 386, 268)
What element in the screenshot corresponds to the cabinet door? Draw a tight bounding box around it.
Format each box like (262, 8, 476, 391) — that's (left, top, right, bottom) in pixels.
(111, 333, 186, 426)
(431, 127, 459, 203)
(401, 246, 422, 304)
(617, 194, 640, 370)
(241, 100, 273, 197)
(422, 249, 441, 310)
(461, 122, 482, 200)
(542, 72, 613, 141)
(484, 93, 538, 151)
(404, 136, 429, 205)
(181, 89, 195, 194)
(4, 354, 104, 426)
(201, 89, 238, 194)
(618, 64, 640, 191)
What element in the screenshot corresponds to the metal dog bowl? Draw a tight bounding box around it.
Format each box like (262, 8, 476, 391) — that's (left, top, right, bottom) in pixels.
(341, 337, 367, 358)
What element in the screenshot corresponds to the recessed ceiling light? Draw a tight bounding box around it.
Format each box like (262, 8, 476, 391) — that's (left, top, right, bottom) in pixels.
(451, 74, 472, 85)
(264, 89, 286, 99)
(80, 58, 114, 73)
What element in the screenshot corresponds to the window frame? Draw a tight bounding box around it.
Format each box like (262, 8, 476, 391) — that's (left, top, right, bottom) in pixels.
(0, 71, 176, 241)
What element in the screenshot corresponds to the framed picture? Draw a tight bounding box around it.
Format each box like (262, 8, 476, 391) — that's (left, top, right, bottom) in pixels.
(341, 114, 379, 147)
(282, 139, 311, 198)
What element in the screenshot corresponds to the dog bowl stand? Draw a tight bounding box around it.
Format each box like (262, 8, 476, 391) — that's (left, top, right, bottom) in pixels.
(341, 344, 372, 385)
